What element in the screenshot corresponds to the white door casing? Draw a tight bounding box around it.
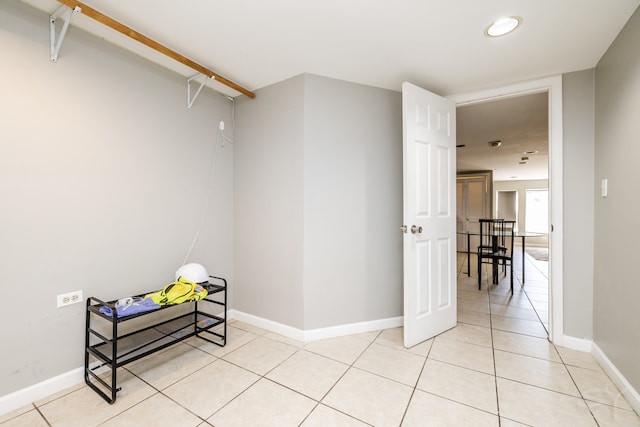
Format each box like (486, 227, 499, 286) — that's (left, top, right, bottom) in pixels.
(449, 75, 563, 345)
(402, 82, 457, 348)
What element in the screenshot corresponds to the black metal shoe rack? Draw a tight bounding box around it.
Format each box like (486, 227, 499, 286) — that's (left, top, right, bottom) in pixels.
(84, 276, 227, 404)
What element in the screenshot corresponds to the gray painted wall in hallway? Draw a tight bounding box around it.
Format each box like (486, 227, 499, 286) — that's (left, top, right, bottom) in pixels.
(594, 6, 640, 391)
(562, 70, 595, 340)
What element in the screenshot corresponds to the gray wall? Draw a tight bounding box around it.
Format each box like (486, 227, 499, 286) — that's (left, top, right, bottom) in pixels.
(0, 1, 234, 396)
(303, 75, 403, 329)
(562, 70, 595, 341)
(233, 75, 306, 328)
(594, 7, 640, 390)
(6, 0, 639, 401)
(234, 74, 402, 331)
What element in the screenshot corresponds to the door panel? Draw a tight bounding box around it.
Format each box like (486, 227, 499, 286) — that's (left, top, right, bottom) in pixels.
(402, 82, 457, 348)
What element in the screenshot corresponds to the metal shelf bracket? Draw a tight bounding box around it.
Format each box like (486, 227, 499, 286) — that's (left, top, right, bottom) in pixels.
(187, 73, 211, 109)
(50, 0, 254, 98)
(50, 5, 81, 62)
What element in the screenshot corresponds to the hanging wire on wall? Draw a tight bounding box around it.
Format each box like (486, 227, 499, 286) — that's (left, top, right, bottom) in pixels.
(181, 96, 236, 265)
(218, 97, 235, 147)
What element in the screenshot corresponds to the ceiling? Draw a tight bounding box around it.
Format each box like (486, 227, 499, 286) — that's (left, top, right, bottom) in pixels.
(457, 92, 549, 181)
(19, 0, 640, 180)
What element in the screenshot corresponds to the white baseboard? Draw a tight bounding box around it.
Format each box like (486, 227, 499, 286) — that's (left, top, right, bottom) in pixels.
(0, 367, 83, 417)
(228, 310, 306, 341)
(303, 316, 404, 341)
(592, 343, 640, 414)
(555, 334, 593, 352)
(229, 309, 403, 342)
(552, 336, 640, 414)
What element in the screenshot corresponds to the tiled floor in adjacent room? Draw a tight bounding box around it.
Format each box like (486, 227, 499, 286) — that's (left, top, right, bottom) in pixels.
(2, 250, 639, 426)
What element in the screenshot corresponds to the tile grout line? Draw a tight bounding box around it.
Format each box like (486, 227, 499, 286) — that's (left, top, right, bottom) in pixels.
(397, 332, 436, 426)
(33, 404, 51, 427)
(486, 252, 615, 426)
(484, 265, 503, 426)
(550, 342, 603, 426)
(120, 328, 261, 425)
(295, 330, 383, 426)
(207, 334, 303, 421)
(519, 252, 550, 336)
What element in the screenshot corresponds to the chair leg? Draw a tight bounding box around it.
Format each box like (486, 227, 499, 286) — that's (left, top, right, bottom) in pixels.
(510, 263, 514, 295)
(478, 257, 482, 290)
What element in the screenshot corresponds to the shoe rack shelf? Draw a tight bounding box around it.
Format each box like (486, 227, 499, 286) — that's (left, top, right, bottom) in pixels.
(84, 276, 227, 404)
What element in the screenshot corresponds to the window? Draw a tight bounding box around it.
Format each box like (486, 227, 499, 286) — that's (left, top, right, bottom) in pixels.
(525, 189, 548, 233)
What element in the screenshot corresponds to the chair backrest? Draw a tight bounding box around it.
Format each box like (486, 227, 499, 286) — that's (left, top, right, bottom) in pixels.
(478, 219, 502, 252)
(478, 219, 515, 256)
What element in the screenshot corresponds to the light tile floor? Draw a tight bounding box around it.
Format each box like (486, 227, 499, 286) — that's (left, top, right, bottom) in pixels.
(2, 251, 639, 426)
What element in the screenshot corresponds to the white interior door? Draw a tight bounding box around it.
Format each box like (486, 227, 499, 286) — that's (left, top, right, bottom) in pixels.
(402, 82, 457, 348)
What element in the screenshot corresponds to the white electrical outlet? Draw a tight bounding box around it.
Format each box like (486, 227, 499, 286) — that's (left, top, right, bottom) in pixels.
(57, 290, 83, 308)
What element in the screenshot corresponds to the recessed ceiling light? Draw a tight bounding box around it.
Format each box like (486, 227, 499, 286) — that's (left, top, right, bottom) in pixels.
(456, 144, 466, 148)
(488, 140, 502, 147)
(524, 150, 538, 155)
(485, 16, 522, 37)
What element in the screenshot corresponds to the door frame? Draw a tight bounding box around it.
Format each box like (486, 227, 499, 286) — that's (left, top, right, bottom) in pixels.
(448, 75, 564, 344)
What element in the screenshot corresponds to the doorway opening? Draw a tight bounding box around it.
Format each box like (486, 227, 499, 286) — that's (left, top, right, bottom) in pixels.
(450, 76, 563, 343)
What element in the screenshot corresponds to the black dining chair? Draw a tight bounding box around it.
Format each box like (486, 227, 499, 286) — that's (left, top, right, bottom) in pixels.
(477, 219, 516, 295)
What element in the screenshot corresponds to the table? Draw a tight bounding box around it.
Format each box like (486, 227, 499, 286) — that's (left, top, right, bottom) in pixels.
(458, 230, 543, 284)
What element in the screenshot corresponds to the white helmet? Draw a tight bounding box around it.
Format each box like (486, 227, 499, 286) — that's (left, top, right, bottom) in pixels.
(175, 263, 209, 283)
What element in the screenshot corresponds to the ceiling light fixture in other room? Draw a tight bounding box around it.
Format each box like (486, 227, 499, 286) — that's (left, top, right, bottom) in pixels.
(485, 16, 522, 37)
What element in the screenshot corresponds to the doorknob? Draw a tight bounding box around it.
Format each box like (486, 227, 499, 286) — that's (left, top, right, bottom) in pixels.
(401, 225, 408, 233)
(411, 225, 423, 234)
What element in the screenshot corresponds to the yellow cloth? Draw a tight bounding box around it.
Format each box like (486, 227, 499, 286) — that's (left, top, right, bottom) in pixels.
(145, 277, 208, 306)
